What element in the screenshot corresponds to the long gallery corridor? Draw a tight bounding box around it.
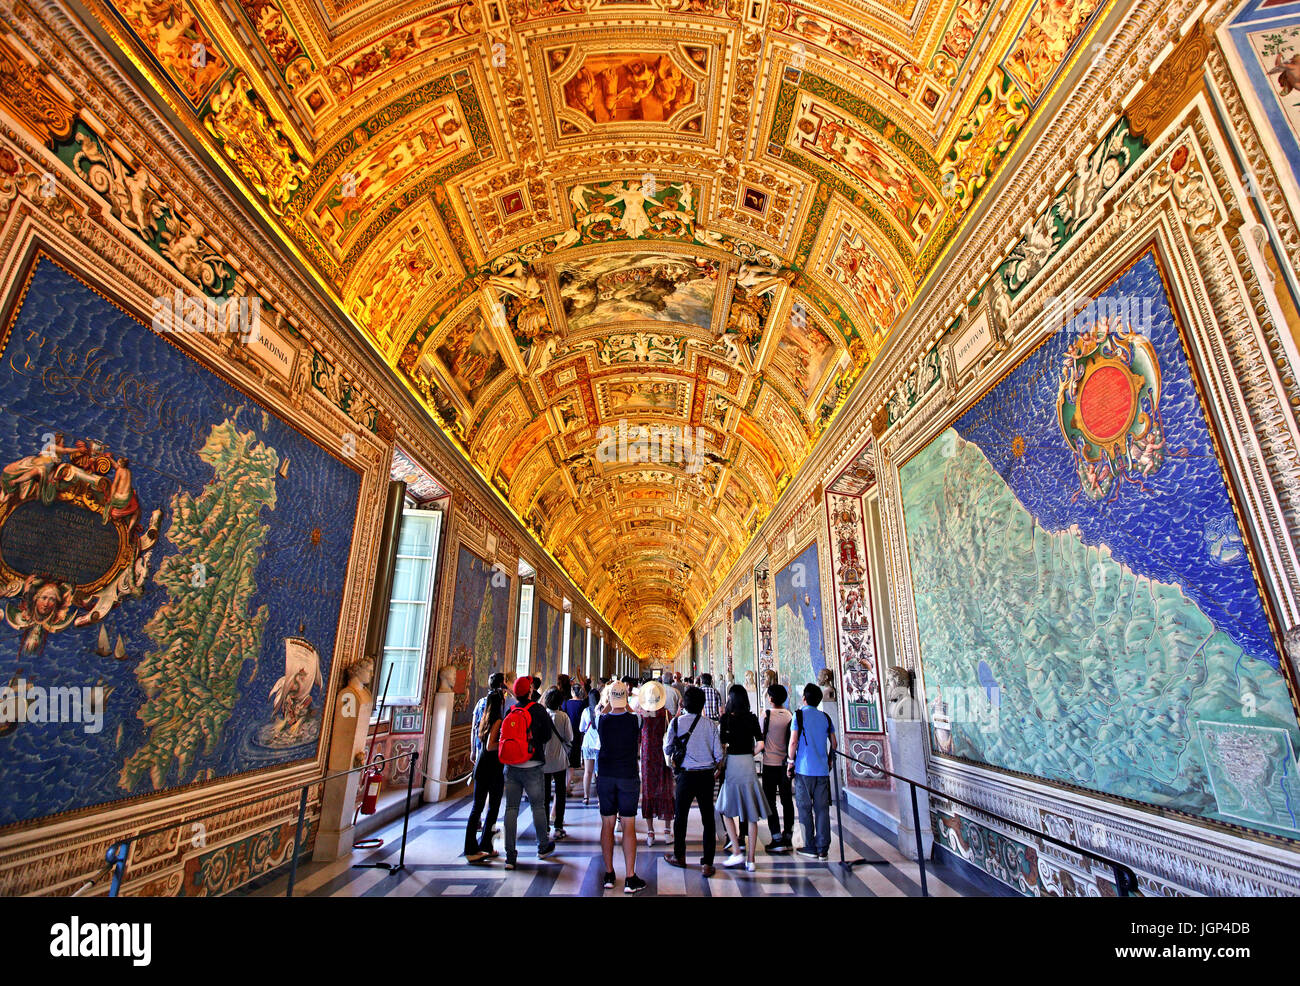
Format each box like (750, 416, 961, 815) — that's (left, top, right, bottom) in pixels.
(3, 0, 1300, 947)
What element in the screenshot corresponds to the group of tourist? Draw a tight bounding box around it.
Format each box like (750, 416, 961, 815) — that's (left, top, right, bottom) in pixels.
(464, 668, 838, 893)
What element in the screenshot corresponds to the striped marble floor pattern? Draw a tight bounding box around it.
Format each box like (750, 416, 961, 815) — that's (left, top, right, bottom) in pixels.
(240, 789, 994, 897)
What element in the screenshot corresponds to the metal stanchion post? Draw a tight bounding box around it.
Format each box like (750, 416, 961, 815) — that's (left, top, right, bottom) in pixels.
(831, 751, 882, 871)
(910, 782, 928, 897)
(833, 753, 847, 866)
(397, 751, 418, 873)
(286, 785, 308, 898)
(354, 752, 419, 875)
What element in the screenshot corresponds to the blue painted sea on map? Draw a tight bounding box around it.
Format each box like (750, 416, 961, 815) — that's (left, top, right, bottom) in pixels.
(954, 253, 1278, 669)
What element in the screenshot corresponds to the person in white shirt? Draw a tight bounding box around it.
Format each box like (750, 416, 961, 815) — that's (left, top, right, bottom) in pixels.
(661, 677, 681, 717)
(542, 687, 574, 840)
(578, 684, 604, 805)
(661, 686, 725, 876)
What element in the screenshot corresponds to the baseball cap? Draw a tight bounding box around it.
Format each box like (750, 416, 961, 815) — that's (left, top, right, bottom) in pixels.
(513, 676, 532, 699)
(638, 680, 666, 713)
(608, 680, 629, 709)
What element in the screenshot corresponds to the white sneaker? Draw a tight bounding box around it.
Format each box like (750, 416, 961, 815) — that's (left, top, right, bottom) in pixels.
(723, 853, 746, 868)
(745, 861, 756, 872)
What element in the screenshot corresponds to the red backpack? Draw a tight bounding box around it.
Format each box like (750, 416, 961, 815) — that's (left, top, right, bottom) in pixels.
(498, 701, 536, 765)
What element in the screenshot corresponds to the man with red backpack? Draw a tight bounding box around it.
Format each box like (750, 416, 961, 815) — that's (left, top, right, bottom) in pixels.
(500, 676, 557, 868)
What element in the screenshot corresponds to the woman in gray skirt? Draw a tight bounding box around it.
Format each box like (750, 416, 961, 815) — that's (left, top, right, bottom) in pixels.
(715, 684, 766, 871)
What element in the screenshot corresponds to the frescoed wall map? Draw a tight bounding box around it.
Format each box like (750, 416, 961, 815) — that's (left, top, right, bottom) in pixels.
(733, 596, 755, 688)
(569, 615, 585, 679)
(534, 597, 563, 686)
(714, 620, 726, 678)
(0, 257, 361, 828)
(900, 251, 1300, 840)
(775, 541, 827, 697)
(447, 547, 510, 726)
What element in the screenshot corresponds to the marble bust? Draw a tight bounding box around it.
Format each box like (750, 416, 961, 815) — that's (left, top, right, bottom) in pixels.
(344, 656, 374, 696)
(886, 665, 919, 720)
(817, 667, 836, 702)
(437, 665, 457, 692)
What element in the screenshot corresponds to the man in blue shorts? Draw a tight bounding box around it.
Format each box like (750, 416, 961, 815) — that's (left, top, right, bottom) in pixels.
(596, 680, 646, 894)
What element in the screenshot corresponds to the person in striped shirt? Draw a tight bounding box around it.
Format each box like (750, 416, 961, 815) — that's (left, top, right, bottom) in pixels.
(698, 673, 722, 721)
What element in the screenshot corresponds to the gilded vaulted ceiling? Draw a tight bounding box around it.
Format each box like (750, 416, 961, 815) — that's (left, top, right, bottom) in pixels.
(84, 0, 1113, 654)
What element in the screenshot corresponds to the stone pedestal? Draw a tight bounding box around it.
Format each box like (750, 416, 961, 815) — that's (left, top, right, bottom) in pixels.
(887, 718, 934, 861)
(314, 779, 360, 861)
(313, 684, 373, 862)
(423, 690, 456, 803)
(821, 698, 842, 782)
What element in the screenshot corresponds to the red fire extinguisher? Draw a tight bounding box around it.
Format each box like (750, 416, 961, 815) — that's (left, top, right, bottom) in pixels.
(359, 764, 384, 815)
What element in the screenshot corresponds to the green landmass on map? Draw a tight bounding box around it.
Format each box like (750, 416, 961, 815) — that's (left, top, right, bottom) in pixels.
(734, 611, 755, 683)
(474, 578, 496, 696)
(778, 602, 815, 696)
(121, 418, 277, 791)
(901, 429, 1300, 836)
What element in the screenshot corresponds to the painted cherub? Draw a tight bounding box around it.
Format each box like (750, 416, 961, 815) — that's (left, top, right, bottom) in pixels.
(1268, 50, 1300, 96)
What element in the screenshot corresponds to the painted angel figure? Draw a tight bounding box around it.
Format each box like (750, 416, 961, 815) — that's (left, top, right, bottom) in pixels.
(1007, 210, 1057, 289)
(515, 297, 551, 344)
(563, 67, 601, 120)
(713, 329, 743, 366)
(1268, 50, 1300, 96)
(654, 182, 696, 232)
(160, 214, 221, 291)
(598, 181, 654, 239)
(693, 224, 726, 248)
(708, 394, 730, 427)
(0, 434, 83, 508)
(677, 182, 694, 214)
(531, 332, 562, 374)
(109, 158, 162, 241)
(735, 260, 791, 296)
(727, 287, 764, 343)
(487, 257, 542, 300)
(570, 183, 598, 215)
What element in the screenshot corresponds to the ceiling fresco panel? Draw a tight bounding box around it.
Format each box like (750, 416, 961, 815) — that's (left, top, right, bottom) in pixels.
(529, 28, 727, 151)
(81, 0, 1124, 653)
(554, 249, 724, 331)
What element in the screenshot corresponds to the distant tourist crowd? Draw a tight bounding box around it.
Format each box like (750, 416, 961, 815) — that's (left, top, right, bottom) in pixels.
(466, 669, 837, 893)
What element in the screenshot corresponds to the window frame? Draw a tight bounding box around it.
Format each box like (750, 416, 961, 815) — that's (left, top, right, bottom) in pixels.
(515, 583, 534, 679)
(378, 508, 443, 708)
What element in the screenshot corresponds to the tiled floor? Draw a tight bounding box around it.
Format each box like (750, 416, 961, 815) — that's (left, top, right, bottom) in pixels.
(241, 787, 995, 897)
